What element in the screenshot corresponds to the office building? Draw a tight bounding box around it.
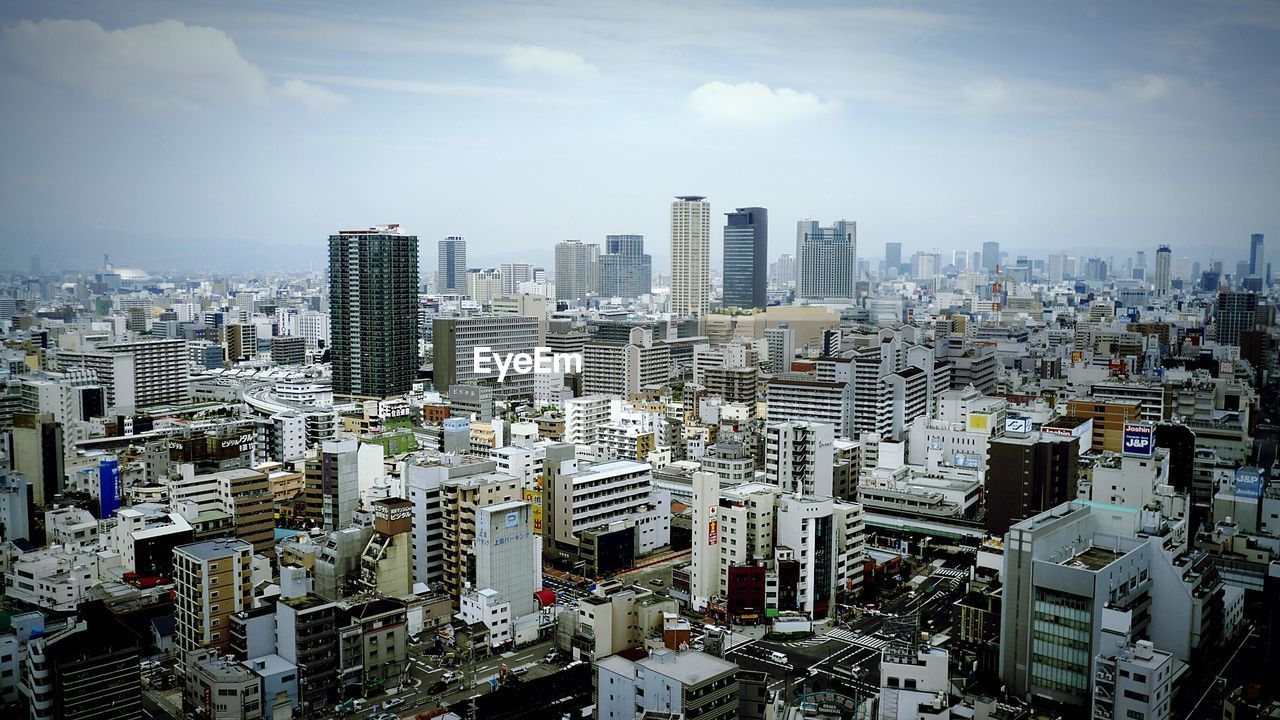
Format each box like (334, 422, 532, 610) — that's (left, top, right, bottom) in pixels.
(1000, 502, 1221, 710)
(723, 207, 768, 309)
(225, 322, 256, 363)
(437, 236, 467, 294)
(598, 234, 652, 299)
(796, 219, 856, 301)
(270, 335, 306, 366)
(1250, 233, 1265, 277)
(595, 649, 739, 720)
(671, 196, 712, 320)
(500, 261, 535, 296)
(1153, 245, 1172, 297)
(985, 433, 1079, 536)
(982, 241, 1000, 272)
(329, 225, 419, 398)
(174, 539, 254, 659)
(431, 315, 541, 400)
(1216, 291, 1258, 346)
(884, 241, 902, 276)
(555, 239, 599, 302)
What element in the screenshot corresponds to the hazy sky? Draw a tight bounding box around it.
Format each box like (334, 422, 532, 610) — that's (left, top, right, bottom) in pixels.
(1, 0, 1278, 275)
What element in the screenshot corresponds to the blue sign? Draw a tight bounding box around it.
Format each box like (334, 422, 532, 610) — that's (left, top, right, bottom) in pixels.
(1235, 468, 1264, 499)
(1122, 423, 1155, 458)
(99, 458, 122, 519)
(952, 453, 982, 469)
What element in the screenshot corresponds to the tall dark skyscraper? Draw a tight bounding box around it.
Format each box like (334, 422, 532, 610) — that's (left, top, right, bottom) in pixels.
(437, 236, 467, 294)
(1216, 291, 1258, 346)
(723, 207, 768, 309)
(1250, 233, 1265, 276)
(329, 225, 419, 398)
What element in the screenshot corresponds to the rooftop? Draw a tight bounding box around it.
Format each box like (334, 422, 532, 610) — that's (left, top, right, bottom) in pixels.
(1068, 545, 1129, 571)
(174, 538, 252, 561)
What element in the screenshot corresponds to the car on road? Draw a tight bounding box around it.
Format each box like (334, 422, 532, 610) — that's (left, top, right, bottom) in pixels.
(371, 713, 398, 720)
(428, 680, 449, 694)
(769, 651, 789, 665)
(384, 698, 405, 709)
(649, 578, 664, 586)
(544, 651, 560, 663)
(510, 667, 528, 676)
(441, 671, 459, 683)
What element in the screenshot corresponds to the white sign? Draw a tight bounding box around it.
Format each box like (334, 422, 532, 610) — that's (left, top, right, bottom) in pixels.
(473, 346, 583, 382)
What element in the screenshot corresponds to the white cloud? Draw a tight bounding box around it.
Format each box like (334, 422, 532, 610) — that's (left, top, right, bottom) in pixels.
(1, 19, 269, 108)
(0, 18, 345, 110)
(501, 46, 597, 78)
(1115, 74, 1176, 101)
(963, 77, 1010, 106)
(275, 79, 347, 109)
(688, 81, 839, 126)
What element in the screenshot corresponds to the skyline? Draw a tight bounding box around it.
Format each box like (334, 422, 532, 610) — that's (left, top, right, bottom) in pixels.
(1, 1, 1279, 273)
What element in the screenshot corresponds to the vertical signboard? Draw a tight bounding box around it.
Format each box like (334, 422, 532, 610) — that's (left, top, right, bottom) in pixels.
(1122, 422, 1156, 458)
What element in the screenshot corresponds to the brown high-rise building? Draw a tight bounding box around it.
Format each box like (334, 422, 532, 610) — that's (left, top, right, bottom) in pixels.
(985, 434, 1080, 537)
(211, 468, 275, 554)
(174, 539, 253, 662)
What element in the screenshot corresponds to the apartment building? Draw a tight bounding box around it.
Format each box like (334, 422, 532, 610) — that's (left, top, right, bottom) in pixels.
(764, 420, 835, 497)
(174, 539, 254, 661)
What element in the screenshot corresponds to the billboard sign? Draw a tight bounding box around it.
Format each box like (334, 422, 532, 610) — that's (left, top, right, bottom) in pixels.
(99, 458, 122, 519)
(1122, 422, 1156, 458)
(708, 505, 718, 546)
(523, 489, 543, 533)
(952, 453, 982, 469)
(1005, 417, 1031, 435)
(1235, 467, 1264, 499)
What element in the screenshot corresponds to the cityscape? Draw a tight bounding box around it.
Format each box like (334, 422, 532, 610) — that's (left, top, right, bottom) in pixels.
(1, 3, 1279, 720)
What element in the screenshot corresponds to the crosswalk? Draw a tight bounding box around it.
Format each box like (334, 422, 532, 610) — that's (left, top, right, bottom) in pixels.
(826, 628, 892, 650)
(932, 567, 970, 580)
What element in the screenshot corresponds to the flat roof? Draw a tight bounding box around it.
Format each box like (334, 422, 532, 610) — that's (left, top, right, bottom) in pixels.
(1070, 545, 1129, 571)
(175, 538, 251, 561)
(637, 649, 738, 685)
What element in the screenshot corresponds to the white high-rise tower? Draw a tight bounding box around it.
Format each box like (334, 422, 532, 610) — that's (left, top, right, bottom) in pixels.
(670, 195, 711, 320)
(1154, 245, 1172, 297)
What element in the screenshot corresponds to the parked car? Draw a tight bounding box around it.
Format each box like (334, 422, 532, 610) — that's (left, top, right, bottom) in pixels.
(649, 578, 664, 586)
(544, 651, 560, 663)
(384, 698, 405, 709)
(510, 667, 528, 676)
